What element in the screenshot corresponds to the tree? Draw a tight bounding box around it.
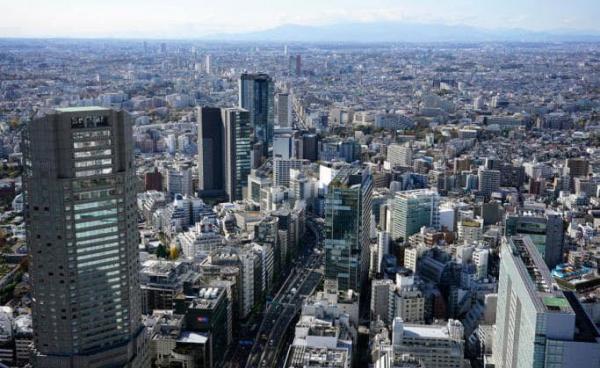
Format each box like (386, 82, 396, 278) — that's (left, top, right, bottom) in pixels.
(156, 244, 168, 258)
(169, 246, 179, 260)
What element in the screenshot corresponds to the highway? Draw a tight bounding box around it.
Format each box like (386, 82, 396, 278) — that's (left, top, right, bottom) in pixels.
(244, 218, 324, 368)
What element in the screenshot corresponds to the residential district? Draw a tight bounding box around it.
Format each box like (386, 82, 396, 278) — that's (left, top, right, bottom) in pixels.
(0, 39, 599, 367)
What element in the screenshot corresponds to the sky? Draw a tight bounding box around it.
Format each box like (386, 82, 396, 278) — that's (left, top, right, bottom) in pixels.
(1, 0, 599, 38)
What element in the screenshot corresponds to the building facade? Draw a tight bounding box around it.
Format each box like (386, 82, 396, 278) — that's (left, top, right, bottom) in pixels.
(23, 107, 148, 367)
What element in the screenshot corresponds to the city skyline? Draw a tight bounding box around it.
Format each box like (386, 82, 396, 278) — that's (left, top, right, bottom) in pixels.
(2, 0, 600, 39)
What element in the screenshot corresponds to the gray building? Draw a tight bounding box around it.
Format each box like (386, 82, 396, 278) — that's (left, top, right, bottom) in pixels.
(478, 168, 501, 197)
(504, 209, 564, 269)
(197, 107, 251, 202)
(22, 107, 148, 367)
(493, 236, 600, 368)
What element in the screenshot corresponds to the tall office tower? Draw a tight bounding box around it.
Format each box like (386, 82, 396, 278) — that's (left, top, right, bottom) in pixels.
(391, 189, 440, 242)
(324, 167, 373, 293)
(504, 209, 564, 269)
(239, 73, 274, 151)
(223, 108, 252, 201)
(197, 107, 226, 200)
(477, 167, 501, 197)
(205, 54, 211, 74)
(387, 142, 412, 168)
(22, 107, 148, 367)
(295, 54, 302, 76)
(493, 236, 600, 368)
(275, 92, 292, 127)
(197, 107, 251, 202)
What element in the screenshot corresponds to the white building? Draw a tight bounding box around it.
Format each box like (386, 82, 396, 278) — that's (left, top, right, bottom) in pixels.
(392, 318, 464, 368)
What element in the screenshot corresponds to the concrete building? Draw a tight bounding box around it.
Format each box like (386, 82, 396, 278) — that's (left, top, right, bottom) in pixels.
(391, 318, 464, 368)
(23, 107, 148, 367)
(478, 168, 501, 197)
(493, 236, 600, 368)
(273, 158, 308, 187)
(504, 209, 564, 269)
(387, 143, 413, 168)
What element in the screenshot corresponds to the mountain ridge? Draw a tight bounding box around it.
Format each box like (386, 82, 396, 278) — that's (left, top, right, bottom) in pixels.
(206, 21, 600, 43)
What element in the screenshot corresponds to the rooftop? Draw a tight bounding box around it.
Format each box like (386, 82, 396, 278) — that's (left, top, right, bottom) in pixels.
(55, 106, 109, 113)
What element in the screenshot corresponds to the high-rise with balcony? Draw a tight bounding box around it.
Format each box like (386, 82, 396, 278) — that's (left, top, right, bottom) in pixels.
(22, 107, 148, 367)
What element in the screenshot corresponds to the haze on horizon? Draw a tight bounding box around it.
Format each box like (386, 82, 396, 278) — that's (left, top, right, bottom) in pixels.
(1, 0, 599, 39)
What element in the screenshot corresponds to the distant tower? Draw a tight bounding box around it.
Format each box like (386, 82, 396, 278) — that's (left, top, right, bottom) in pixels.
(324, 167, 373, 293)
(205, 54, 211, 74)
(295, 54, 302, 76)
(23, 107, 148, 367)
(275, 92, 292, 128)
(223, 108, 252, 201)
(197, 107, 251, 202)
(239, 73, 274, 151)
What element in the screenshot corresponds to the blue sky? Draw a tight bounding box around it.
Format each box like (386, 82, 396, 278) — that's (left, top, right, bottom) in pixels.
(1, 0, 599, 38)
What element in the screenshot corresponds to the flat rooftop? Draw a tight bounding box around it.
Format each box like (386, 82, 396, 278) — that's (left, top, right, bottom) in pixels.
(403, 325, 449, 339)
(55, 106, 109, 113)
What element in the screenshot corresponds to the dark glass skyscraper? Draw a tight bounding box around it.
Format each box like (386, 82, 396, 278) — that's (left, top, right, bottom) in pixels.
(223, 108, 252, 201)
(197, 107, 226, 200)
(22, 107, 148, 367)
(239, 73, 274, 152)
(324, 166, 373, 293)
(197, 107, 251, 202)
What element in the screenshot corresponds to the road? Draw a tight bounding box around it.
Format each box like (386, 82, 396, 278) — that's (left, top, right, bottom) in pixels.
(245, 218, 324, 368)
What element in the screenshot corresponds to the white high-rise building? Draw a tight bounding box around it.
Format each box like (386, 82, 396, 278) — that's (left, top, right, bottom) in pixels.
(205, 54, 211, 74)
(387, 142, 413, 168)
(493, 236, 600, 368)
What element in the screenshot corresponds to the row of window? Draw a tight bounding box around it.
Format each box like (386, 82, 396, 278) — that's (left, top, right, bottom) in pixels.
(75, 168, 113, 178)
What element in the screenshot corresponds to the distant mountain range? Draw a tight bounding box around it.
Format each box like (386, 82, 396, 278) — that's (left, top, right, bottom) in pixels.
(207, 21, 600, 43)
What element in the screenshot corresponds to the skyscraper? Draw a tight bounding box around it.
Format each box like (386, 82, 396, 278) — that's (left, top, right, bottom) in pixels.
(275, 92, 292, 127)
(324, 166, 373, 292)
(22, 107, 148, 367)
(239, 73, 274, 151)
(197, 107, 226, 200)
(391, 189, 440, 242)
(197, 107, 251, 202)
(223, 108, 252, 202)
(493, 236, 600, 368)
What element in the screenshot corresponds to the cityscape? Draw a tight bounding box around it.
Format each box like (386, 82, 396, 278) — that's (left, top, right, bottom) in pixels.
(1, 1, 600, 368)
